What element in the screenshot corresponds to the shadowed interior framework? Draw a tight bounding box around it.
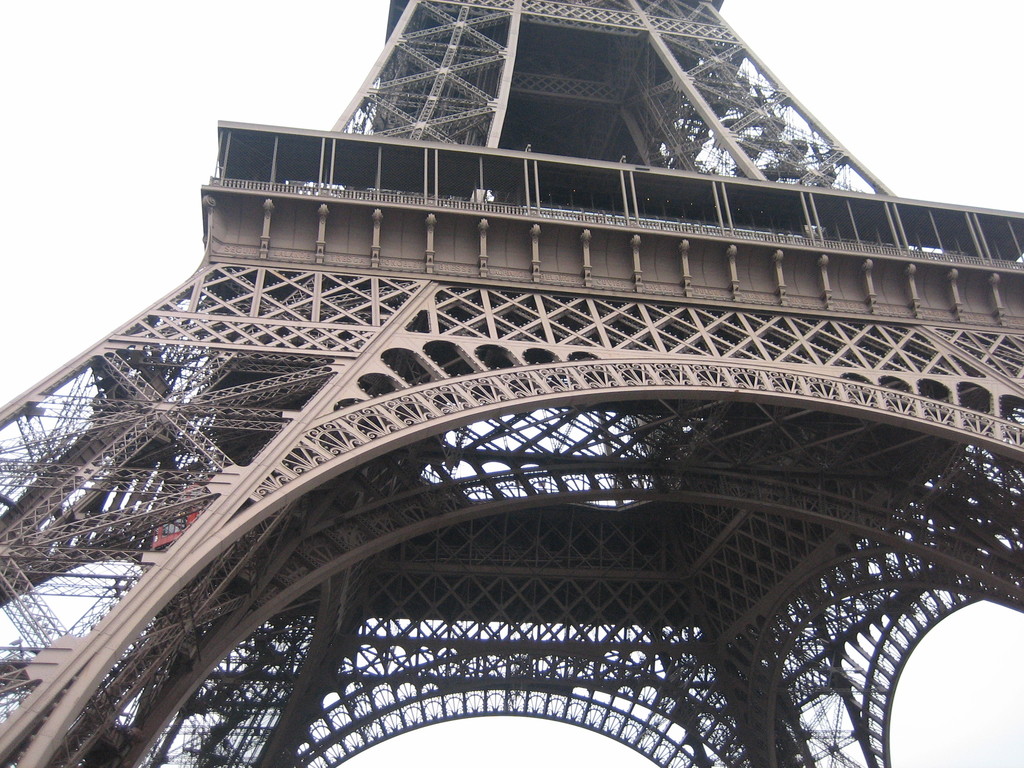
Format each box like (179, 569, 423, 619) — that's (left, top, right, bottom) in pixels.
(1, 2, 1023, 768)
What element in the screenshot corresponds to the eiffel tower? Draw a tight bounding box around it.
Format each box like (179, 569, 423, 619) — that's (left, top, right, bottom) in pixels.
(2, 2, 1024, 767)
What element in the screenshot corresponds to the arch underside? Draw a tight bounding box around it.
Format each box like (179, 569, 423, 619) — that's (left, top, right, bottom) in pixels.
(126, 398, 1023, 768)
(4, 269, 1024, 767)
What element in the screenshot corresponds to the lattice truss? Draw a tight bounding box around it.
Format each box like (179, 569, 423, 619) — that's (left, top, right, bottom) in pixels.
(0, 349, 333, 711)
(134, 401, 1022, 768)
(373, 284, 1024, 421)
(3, 265, 1024, 767)
(343, 2, 514, 144)
(638, 1, 876, 189)
(340, 0, 884, 191)
(0, 270, 424, 723)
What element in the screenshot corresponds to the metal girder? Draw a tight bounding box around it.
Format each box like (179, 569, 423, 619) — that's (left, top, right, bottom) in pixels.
(2, 256, 1024, 767)
(4, 248, 1024, 765)
(337, 0, 889, 191)
(3, 2, 1024, 767)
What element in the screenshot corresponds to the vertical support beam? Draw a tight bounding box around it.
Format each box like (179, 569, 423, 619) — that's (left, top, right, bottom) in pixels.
(990, 273, 1006, 325)
(891, 204, 911, 250)
(259, 199, 274, 258)
(251, 268, 266, 317)
(1008, 219, 1023, 258)
(719, 183, 735, 232)
(315, 204, 328, 264)
(928, 210, 945, 254)
(423, 146, 429, 202)
(311, 271, 323, 324)
(619, 169, 632, 224)
(947, 269, 963, 321)
(487, 0, 524, 147)
(317, 138, 326, 186)
(629, 171, 642, 223)
(862, 259, 877, 313)
(523, 157, 533, 212)
(807, 193, 825, 240)
(628, 0, 767, 182)
(883, 203, 903, 250)
(219, 130, 232, 181)
(269, 136, 279, 184)
(424, 213, 436, 274)
(711, 182, 725, 230)
(846, 199, 861, 243)
(580, 229, 593, 287)
(800, 192, 817, 242)
(631, 235, 643, 291)
(478, 218, 489, 277)
(725, 244, 739, 299)
(679, 239, 692, 297)
(532, 160, 541, 213)
(818, 254, 833, 309)
(329, 139, 337, 187)
(433, 148, 440, 201)
(905, 263, 920, 318)
(530, 225, 541, 282)
(371, 209, 383, 268)
(973, 212, 994, 260)
(772, 249, 787, 305)
(202, 195, 216, 261)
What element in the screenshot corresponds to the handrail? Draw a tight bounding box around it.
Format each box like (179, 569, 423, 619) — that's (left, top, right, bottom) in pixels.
(211, 178, 1018, 270)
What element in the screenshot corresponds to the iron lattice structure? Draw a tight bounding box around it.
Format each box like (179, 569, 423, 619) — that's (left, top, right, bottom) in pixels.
(339, 0, 888, 191)
(2, 1, 1024, 767)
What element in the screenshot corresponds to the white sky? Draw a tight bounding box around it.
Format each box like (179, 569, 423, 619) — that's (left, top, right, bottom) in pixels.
(0, 1, 1022, 766)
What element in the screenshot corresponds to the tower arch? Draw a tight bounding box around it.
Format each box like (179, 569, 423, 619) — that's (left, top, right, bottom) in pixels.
(2, 1, 1024, 766)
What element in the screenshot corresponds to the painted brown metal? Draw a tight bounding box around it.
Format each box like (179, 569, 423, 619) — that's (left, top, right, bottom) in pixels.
(1, 2, 1023, 768)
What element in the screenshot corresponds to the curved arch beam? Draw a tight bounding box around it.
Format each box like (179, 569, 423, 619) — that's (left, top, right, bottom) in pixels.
(748, 547, 1016, 768)
(259, 360, 1024, 505)
(302, 689, 704, 768)
(7, 359, 1024, 767)
(119, 499, 1024, 768)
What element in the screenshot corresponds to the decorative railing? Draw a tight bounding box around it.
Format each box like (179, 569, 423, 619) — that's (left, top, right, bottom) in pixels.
(212, 177, 1014, 270)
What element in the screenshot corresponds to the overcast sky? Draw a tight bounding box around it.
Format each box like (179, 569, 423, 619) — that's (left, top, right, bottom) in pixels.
(0, 1, 1021, 766)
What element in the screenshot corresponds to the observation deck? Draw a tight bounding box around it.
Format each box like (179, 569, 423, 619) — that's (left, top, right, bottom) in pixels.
(206, 123, 1024, 328)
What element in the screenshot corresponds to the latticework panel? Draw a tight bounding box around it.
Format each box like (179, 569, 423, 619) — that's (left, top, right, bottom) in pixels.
(3, 1, 1023, 764)
(3, 274, 1024, 767)
(340, 0, 885, 191)
(416, 285, 979, 374)
(343, 2, 514, 143)
(121, 267, 423, 353)
(0, 341, 348, 757)
(86, 395, 1024, 768)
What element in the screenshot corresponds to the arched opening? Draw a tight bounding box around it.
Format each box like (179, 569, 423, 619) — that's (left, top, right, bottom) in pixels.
(879, 376, 912, 393)
(381, 348, 433, 386)
(918, 378, 951, 402)
(474, 344, 517, 369)
(133, 389, 1024, 768)
(891, 602, 1024, 768)
(423, 340, 476, 376)
(357, 373, 400, 397)
(840, 372, 873, 385)
(523, 347, 557, 365)
(957, 381, 992, 413)
(1000, 394, 1024, 422)
(344, 717, 655, 767)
